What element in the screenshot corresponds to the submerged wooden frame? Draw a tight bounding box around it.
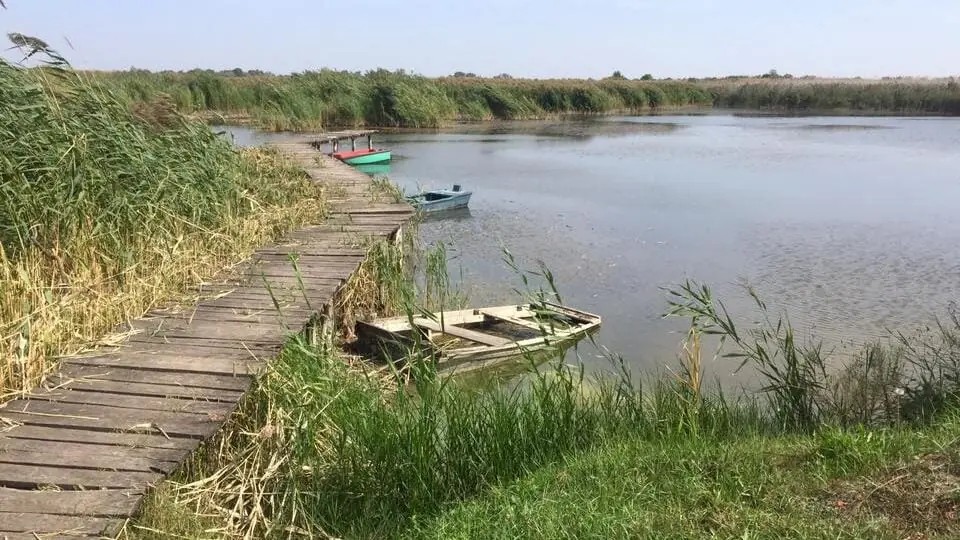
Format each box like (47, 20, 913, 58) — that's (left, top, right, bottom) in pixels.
(355, 302, 602, 373)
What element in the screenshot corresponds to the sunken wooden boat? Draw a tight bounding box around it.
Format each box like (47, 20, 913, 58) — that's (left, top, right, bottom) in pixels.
(355, 302, 602, 372)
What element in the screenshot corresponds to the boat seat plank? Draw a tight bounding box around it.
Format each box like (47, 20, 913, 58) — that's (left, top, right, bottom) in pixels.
(412, 318, 512, 347)
(479, 310, 548, 332)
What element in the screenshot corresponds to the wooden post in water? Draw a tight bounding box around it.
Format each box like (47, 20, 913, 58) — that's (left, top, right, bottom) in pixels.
(368, 134, 374, 151)
(351, 136, 357, 152)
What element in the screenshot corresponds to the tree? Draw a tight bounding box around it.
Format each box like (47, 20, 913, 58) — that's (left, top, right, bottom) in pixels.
(493, 73, 513, 79)
(640, 73, 654, 80)
(609, 70, 626, 80)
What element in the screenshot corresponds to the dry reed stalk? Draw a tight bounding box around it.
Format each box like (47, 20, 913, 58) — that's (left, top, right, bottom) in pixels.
(670, 326, 703, 400)
(0, 148, 327, 402)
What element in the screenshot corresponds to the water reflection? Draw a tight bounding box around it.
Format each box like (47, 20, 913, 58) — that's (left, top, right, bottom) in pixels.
(354, 163, 392, 176)
(418, 207, 473, 223)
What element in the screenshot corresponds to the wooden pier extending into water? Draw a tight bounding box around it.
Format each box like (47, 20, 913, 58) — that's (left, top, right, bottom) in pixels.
(0, 140, 413, 538)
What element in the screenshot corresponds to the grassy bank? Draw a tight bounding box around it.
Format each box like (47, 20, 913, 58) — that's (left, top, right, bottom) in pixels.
(0, 41, 328, 398)
(97, 70, 714, 130)
(122, 245, 960, 538)
(97, 70, 960, 132)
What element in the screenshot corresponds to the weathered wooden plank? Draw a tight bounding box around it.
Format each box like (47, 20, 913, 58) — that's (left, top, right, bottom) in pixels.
(0, 447, 173, 475)
(117, 337, 281, 356)
(255, 247, 367, 257)
(252, 253, 365, 262)
(0, 462, 161, 490)
(0, 437, 186, 463)
(0, 532, 111, 539)
(57, 365, 251, 391)
(0, 487, 141, 516)
(1, 426, 198, 451)
(26, 389, 239, 415)
(129, 320, 289, 343)
(251, 261, 362, 277)
(330, 206, 416, 215)
(1, 401, 224, 439)
(479, 310, 547, 332)
(144, 309, 315, 326)
(196, 293, 316, 309)
(100, 342, 273, 360)
(65, 354, 264, 377)
(413, 318, 512, 347)
(199, 286, 335, 302)
(0, 512, 113, 535)
(258, 275, 345, 288)
(42, 377, 244, 403)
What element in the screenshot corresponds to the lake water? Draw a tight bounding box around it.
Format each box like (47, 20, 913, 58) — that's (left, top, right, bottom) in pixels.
(219, 113, 960, 384)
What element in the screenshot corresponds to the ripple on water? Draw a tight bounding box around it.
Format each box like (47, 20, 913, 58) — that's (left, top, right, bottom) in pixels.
(743, 222, 960, 347)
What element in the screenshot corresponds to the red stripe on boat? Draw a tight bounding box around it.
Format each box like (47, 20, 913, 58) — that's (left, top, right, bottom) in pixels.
(332, 149, 385, 159)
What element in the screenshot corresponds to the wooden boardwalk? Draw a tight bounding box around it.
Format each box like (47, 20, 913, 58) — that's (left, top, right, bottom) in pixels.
(0, 140, 413, 538)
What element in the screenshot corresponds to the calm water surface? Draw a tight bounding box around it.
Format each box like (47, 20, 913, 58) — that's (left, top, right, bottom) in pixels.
(221, 114, 960, 383)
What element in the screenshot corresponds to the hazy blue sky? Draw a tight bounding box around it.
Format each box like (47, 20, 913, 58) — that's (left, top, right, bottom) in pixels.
(1, 0, 957, 78)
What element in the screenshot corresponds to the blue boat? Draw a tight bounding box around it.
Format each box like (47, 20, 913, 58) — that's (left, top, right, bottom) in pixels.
(406, 184, 472, 213)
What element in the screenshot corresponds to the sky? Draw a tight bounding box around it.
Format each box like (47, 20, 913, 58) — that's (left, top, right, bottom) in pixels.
(0, 0, 957, 79)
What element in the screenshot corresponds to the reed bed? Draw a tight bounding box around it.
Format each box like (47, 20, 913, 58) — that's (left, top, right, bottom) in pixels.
(0, 44, 328, 399)
(702, 77, 960, 114)
(97, 70, 960, 132)
(96, 70, 714, 130)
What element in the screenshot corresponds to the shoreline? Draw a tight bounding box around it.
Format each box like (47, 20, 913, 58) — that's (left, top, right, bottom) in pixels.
(199, 106, 960, 134)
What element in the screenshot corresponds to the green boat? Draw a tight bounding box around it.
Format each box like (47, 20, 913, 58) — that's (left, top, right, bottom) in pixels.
(336, 148, 392, 165)
(321, 130, 393, 166)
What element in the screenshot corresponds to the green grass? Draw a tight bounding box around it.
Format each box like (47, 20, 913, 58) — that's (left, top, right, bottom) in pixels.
(409, 420, 960, 539)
